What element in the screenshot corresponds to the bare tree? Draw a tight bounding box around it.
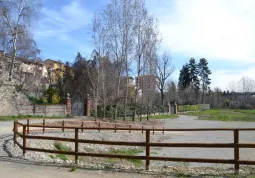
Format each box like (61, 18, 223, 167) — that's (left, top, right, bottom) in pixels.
(237, 77, 255, 93)
(131, 0, 159, 121)
(156, 52, 174, 106)
(0, 0, 40, 81)
(89, 14, 109, 119)
(102, 0, 135, 120)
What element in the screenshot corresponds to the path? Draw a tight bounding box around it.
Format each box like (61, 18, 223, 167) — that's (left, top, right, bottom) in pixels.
(150, 115, 255, 168)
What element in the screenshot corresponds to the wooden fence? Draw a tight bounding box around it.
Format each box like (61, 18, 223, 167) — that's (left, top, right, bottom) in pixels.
(13, 120, 255, 170)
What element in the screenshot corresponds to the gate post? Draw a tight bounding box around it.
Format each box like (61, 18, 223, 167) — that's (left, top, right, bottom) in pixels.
(168, 102, 171, 114)
(86, 94, 92, 117)
(66, 93, 71, 116)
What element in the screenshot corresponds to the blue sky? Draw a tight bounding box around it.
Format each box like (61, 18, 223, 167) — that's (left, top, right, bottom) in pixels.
(33, 0, 255, 90)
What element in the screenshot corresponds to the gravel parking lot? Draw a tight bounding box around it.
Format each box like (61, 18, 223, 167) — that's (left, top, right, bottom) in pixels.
(1, 115, 255, 177)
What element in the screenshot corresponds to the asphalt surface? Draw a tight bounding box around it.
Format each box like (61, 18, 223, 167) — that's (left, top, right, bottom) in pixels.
(150, 115, 255, 168)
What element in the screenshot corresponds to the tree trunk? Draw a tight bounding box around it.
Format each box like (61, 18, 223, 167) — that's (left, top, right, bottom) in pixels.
(9, 37, 17, 81)
(94, 98, 98, 121)
(201, 82, 205, 104)
(114, 74, 121, 120)
(161, 91, 164, 106)
(132, 101, 137, 121)
(146, 103, 149, 121)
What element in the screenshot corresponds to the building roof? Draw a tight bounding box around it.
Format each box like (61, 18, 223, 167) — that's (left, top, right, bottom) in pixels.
(2, 54, 43, 66)
(44, 59, 64, 65)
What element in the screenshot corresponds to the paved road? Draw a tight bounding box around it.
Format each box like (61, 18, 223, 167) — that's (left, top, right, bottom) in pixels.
(150, 115, 255, 168)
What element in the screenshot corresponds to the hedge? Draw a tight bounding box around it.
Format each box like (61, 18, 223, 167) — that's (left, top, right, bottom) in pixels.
(178, 105, 202, 112)
(91, 105, 169, 118)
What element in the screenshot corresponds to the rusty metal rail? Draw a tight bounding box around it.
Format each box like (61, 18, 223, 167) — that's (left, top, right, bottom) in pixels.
(13, 120, 255, 170)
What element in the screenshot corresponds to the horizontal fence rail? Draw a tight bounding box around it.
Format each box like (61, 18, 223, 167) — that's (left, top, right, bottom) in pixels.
(13, 120, 255, 170)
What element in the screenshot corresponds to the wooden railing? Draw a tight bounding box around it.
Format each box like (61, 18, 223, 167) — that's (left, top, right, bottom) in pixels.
(13, 120, 255, 170)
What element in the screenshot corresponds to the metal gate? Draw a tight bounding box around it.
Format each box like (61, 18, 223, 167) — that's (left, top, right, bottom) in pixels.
(71, 101, 84, 116)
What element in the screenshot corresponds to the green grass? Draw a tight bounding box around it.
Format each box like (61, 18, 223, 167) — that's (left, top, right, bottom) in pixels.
(146, 114, 179, 119)
(69, 167, 76, 172)
(185, 109, 255, 122)
(0, 115, 69, 121)
(108, 148, 143, 166)
(54, 142, 72, 161)
(56, 154, 68, 161)
(54, 142, 72, 152)
(49, 154, 54, 159)
(113, 114, 179, 121)
(109, 148, 143, 155)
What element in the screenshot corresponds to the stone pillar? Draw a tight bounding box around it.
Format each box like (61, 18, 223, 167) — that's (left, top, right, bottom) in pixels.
(168, 102, 171, 114)
(66, 93, 71, 116)
(86, 94, 92, 117)
(174, 102, 178, 114)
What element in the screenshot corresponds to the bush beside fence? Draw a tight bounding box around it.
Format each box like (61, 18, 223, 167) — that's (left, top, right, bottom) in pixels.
(178, 104, 211, 112)
(91, 105, 169, 118)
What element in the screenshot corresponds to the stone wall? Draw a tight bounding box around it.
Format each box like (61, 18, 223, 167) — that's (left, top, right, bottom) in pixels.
(0, 84, 67, 117)
(0, 84, 30, 116)
(19, 104, 67, 117)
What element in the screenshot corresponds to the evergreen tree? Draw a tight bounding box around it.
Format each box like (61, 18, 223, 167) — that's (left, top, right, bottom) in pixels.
(178, 64, 191, 89)
(198, 58, 211, 103)
(188, 58, 200, 101)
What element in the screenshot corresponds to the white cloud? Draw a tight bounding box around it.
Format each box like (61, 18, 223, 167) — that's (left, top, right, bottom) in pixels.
(210, 66, 255, 90)
(149, 0, 255, 63)
(35, 0, 92, 40)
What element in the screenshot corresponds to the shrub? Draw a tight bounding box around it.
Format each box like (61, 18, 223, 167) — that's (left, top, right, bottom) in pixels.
(178, 105, 202, 112)
(224, 99, 231, 108)
(52, 93, 61, 104)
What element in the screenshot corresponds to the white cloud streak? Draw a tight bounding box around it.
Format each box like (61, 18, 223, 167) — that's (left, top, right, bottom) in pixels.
(35, 0, 92, 40)
(149, 0, 255, 63)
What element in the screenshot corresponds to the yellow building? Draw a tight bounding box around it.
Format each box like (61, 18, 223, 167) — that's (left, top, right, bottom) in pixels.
(43, 59, 66, 85)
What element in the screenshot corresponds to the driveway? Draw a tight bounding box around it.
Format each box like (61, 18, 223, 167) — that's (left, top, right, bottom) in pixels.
(150, 115, 255, 168)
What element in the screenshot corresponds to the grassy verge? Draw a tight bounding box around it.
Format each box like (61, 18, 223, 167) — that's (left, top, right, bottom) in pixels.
(146, 114, 179, 119)
(113, 114, 179, 121)
(0, 115, 71, 121)
(185, 109, 255, 122)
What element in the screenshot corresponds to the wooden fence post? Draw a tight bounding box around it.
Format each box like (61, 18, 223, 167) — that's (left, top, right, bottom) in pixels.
(81, 121, 84, 133)
(13, 121, 17, 147)
(234, 129, 239, 170)
(98, 122, 100, 133)
(23, 125, 27, 156)
(43, 119, 45, 134)
(27, 119, 30, 134)
(62, 120, 65, 132)
(146, 130, 150, 170)
(75, 128, 79, 164)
